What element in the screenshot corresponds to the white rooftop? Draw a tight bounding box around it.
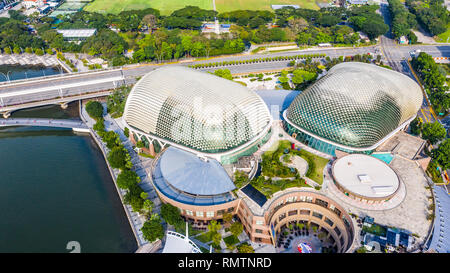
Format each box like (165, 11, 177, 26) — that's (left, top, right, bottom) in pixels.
(332, 154, 400, 198)
(56, 29, 97, 38)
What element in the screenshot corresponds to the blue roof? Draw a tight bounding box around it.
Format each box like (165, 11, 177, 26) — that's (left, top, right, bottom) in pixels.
(255, 90, 300, 120)
(428, 185, 450, 253)
(159, 147, 236, 195)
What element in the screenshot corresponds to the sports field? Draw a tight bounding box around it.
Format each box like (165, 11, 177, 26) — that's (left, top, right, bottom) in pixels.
(215, 0, 320, 12)
(84, 0, 322, 15)
(83, 0, 213, 15)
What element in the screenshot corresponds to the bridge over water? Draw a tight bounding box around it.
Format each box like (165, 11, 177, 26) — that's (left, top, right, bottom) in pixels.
(0, 118, 89, 130)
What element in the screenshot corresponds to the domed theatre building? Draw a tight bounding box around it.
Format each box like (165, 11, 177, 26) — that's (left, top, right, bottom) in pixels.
(123, 66, 273, 164)
(283, 62, 423, 156)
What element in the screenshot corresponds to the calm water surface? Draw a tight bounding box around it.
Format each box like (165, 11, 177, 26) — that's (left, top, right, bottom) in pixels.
(0, 102, 137, 253)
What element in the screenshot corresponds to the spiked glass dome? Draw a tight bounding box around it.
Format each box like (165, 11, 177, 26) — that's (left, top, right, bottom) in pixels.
(285, 62, 422, 150)
(123, 66, 271, 154)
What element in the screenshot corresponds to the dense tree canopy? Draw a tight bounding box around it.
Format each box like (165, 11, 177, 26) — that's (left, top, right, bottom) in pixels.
(141, 219, 164, 242)
(406, 0, 449, 35)
(433, 139, 450, 169)
(116, 170, 141, 189)
(388, 0, 417, 39)
(422, 121, 447, 144)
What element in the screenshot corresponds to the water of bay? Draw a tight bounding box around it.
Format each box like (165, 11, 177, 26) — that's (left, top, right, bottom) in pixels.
(0, 97, 137, 252)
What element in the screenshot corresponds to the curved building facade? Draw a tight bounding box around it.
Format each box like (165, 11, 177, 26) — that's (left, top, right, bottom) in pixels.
(151, 147, 239, 228)
(123, 66, 272, 163)
(283, 62, 423, 156)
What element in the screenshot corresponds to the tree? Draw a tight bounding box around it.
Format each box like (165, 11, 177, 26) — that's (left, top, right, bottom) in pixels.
(35, 48, 44, 56)
(432, 139, 450, 169)
(143, 199, 154, 217)
(141, 219, 164, 242)
(288, 17, 308, 33)
(124, 127, 129, 138)
(107, 146, 129, 169)
(237, 243, 254, 253)
(213, 69, 233, 80)
(85, 101, 104, 119)
(223, 212, 233, 224)
(410, 118, 422, 136)
(230, 222, 243, 238)
(93, 118, 105, 132)
(124, 184, 145, 212)
(207, 220, 222, 235)
(102, 131, 120, 149)
(160, 203, 182, 226)
(141, 14, 157, 30)
(422, 121, 446, 144)
(116, 170, 140, 189)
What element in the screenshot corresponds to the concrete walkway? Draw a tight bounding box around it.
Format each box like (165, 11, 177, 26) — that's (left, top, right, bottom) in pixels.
(0, 117, 88, 129)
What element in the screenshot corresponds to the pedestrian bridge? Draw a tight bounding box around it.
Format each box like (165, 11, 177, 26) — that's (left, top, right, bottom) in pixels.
(0, 118, 89, 130)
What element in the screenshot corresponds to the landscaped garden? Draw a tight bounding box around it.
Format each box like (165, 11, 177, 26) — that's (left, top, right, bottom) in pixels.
(250, 140, 329, 198)
(362, 223, 387, 237)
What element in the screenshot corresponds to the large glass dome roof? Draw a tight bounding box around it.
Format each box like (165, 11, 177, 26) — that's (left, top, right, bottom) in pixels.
(285, 62, 423, 149)
(123, 66, 271, 154)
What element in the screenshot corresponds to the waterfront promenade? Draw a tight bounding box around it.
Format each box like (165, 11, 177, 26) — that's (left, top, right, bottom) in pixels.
(79, 101, 163, 252)
(0, 117, 88, 130)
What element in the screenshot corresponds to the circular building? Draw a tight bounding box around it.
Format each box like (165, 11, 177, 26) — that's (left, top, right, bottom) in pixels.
(123, 66, 272, 164)
(283, 62, 423, 156)
(263, 190, 355, 253)
(331, 154, 400, 203)
(152, 147, 239, 227)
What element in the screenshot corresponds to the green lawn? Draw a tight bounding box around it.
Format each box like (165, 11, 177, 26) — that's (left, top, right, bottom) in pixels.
(292, 149, 329, 184)
(215, 0, 322, 12)
(84, 0, 213, 15)
(85, 0, 324, 15)
(436, 23, 450, 43)
(195, 232, 212, 243)
(223, 235, 240, 246)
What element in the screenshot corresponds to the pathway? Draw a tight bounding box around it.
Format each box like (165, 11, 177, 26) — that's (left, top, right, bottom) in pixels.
(0, 117, 88, 129)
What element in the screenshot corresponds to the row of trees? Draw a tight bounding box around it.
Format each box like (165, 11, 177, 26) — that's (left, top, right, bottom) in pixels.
(411, 52, 449, 115)
(388, 0, 417, 39)
(86, 100, 164, 243)
(189, 53, 326, 69)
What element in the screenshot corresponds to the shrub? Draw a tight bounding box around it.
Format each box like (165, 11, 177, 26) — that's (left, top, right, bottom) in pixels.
(93, 118, 105, 132)
(141, 219, 164, 242)
(107, 145, 129, 169)
(116, 169, 141, 189)
(124, 127, 129, 137)
(85, 101, 104, 119)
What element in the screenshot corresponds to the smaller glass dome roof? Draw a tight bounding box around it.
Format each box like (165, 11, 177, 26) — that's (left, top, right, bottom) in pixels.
(159, 147, 236, 196)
